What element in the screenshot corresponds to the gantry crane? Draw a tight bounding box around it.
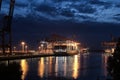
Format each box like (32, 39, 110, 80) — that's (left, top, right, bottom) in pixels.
(0, 0, 2, 11)
(0, 0, 15, 54)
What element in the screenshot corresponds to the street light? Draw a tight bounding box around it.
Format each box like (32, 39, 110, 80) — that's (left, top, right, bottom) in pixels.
(38, 46, 41, 52)
(25, 45, 28, 53)
(13, 46, 16, 52)
(21, 41, 25, 52)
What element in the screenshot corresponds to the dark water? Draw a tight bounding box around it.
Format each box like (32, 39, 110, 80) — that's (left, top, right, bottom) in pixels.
(0, 52, 109, 80)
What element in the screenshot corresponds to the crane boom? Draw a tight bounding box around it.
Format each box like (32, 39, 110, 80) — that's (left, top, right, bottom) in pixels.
(0, 0, 2, 11)
(9, 0, 15, 18)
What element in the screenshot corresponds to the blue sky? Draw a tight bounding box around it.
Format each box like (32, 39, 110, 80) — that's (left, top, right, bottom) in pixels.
(0, 0, 120, 49)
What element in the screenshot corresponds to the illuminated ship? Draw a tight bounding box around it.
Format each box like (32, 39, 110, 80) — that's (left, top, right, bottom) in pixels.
(44, 34, 80, 55)
(53, 40, 80, 55)
(102, 36, 117, 53)
(102, 41, 116, 53)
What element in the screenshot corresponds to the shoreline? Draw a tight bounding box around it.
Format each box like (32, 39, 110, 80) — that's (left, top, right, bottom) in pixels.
(0, 53, 76, 61)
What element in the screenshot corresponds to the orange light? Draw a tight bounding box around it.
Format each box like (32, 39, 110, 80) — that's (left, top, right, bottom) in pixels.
(20, 59, 28, 80)
(38, 58, 44, 78)
(72, 55, 79, 79)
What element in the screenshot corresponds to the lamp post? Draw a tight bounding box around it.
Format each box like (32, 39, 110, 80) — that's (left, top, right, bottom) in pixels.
(13, 46, 16, 52)
(25, 45, 28, 53)
(38, 46, 41, 53)
(21, 41, 25, 52)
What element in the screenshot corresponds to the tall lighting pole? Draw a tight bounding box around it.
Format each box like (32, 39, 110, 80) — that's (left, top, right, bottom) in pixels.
(13, 46, 16, 52)
(25, 45, 28, 53)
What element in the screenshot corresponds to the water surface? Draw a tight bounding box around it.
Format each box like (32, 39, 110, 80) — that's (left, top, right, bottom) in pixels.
(0, 52, 109, 80)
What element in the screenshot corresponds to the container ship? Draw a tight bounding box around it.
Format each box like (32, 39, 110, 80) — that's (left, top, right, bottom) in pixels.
(53, 40, 80, 55)
(40, 34, 81, 55)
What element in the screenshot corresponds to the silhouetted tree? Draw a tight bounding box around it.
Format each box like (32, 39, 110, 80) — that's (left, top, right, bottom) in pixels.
(107, 37, 120, 80)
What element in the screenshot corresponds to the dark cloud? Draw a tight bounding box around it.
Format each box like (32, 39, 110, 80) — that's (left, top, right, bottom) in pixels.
(15, 3, 28, 8)
(33, 1, 96, 19)
(90, 0, 112, 9)
(2, 0, 120, 23)
(75, 4, 96, 13)
(113, 14, 120, 21)
(90, 0, 110, 5)
(78, 15, 93, 20)
(114, 14, 120, 16)
(114, 18, 120, 21)
(113, 17, 120, 21)
(59, 8, 74, 17)
(115, 4, 120, 7)
(34, 4, 56, 16)
(53, 0, 78, 2)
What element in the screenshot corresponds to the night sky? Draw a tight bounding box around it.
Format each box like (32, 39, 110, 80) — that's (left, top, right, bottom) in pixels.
(0, 0, 120, 49)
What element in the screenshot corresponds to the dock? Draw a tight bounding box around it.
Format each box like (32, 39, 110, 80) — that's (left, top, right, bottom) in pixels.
(0, 54, 53, 61)
(0, 52, 77, 61)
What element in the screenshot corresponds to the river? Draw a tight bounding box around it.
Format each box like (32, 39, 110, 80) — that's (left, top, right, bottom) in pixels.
(0, 52, 110, 80)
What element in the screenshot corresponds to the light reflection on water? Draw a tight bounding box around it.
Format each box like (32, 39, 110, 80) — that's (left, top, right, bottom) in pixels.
(20, 59, 28, 80)
(55, 57, 58, 76)
(63, 57, 67, 77)
(48, 57, 53, 76)
(0, 53, 110, 80)
(38, 58, 44, 78)
(72, 55, 79, 79)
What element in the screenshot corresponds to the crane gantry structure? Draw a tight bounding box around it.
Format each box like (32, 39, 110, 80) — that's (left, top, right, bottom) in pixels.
(0, 0, 15, 54)
(0, 0, 2, 11)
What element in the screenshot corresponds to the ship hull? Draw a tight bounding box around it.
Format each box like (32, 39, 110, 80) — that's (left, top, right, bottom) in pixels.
(53, 50, 79, 56)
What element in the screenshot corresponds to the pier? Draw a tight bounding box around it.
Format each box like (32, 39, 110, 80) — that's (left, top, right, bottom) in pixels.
(0, 51, 77, 61)
(0, 54, 52, 61)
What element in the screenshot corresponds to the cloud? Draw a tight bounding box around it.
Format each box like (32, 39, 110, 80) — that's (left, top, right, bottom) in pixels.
(34, 4, 56, 15)
(100, 0, 120, 3)
(74, 4, 96, 13)
(113, 14, 120, 21)
(1, 0, 120, 24)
